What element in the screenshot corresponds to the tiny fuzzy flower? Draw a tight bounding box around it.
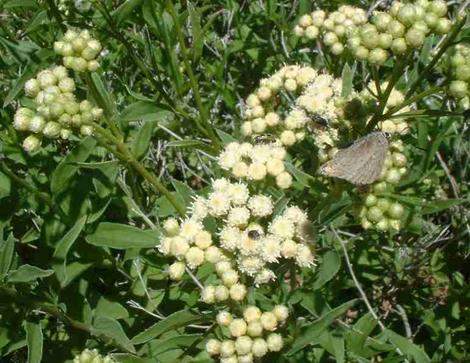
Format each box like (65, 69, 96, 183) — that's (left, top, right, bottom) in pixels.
(232, 161, 249, 178)
(163, 218, 180, 236)
(194, 230, 212, 250)
(247, 320, 263, 337)
(272, 305, 289, 321)
(205, 246, 225, 264)
(270, 146, 287, 160)
(296, 66, 317, 86)
(252, 338, 268, 357)
(220, 356, 238, 363)
(244, 306, 262, 322)
(185, 247, 205, 269)
(170, 236, 190, 259)
(218, 150, 241, 170)
(159, 236, 175, 255)
(229, 283, 247, 301)
(238, 256, 263, 276)
(238, 353, 254, 363)
(229, 319, 247, 337)
(207, 191, 231, 217)
(250, 144, 273, 164)
(284, 206, 309, 224)
(227, 206, 251, 227)
(168, 262, 186, 280)
(201, 285, 216, 304)
(260, 312, 278, 331)
(295, 221, 314, 242)
(266, 158, 285, 176)
(220, 340, 236, 358)
(205, 339, 221, 356)
(240, 142, 254, 156)
(269, 216, 295, 239)
(189, 197, 208, 220)
(215, 261, 233, 275)
(239, 233, 260, 256)
(217, 311, 233, 326)
(267, 333, 284, 352)
(280, 130, 296, 146)
(265, 112, 280, 126)
(276, 171, 293, 189)
(179, 219, 203, 242)
(222, 270, 239, 287)
(219, 226, 242, 251)
(261, 236, 282, 263)
(235, 336, 253, 355)
(241, 121, 252, 136)
(281, 239, 298, 258)
(246, 94, 261, 107)
(227, 183, 249, 205)
(295, 244, 316, 267)
(254, 268, 276, 286)
(212, 177, 231, 192)
(215, 285, 230, 301)
(247, 162, 267, 181)
(248, 195, 273, 217)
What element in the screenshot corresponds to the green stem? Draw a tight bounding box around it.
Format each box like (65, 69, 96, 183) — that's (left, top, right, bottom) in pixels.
(91, 123, 186, 216)
(166, 1, 221, 149)
(44, 0, 67, 32)
(405, 17, 467, 99)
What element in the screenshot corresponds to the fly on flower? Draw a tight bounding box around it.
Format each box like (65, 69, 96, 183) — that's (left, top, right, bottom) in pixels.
(319, 132, 390, 185)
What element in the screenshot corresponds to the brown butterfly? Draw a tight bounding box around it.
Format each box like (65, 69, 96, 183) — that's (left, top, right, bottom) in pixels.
(318, 132, 390, 185)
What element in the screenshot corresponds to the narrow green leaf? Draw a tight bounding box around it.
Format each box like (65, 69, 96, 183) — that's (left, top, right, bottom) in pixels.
(147, 334, 202, 356)
(52, 216, 87, 286)
(7, 264, 54, 283)
(120, 101, 174, 123)
(86, 222, 159, 249)
(422, 199, 464, 215)
(3, 63, 37, 106)
(110, 354, 153, 363)
(345, 312, 378, 354)
(341, 63, 354, 97)
(25, 321, 42, 363)
(89, 73, 115, 117)
(132, 121, 155, 160)
(384, 329, 431, 363)
(93, 316, 136, 354)
(131, 310, 206, 345)
(287, 299, 359, 355)
(171, 178, 194, 207)
(0, 171, 11, 199)
(0, 234, 15, 277)
(166, 139, 217, 155)
(112, 0, 143, 24)
(313, 250, 341, 290)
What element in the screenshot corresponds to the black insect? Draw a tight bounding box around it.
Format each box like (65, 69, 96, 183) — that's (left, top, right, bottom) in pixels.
(247, 230, 261, 240)
(253, 134, 275, 144)
(311, 114, 329, 127)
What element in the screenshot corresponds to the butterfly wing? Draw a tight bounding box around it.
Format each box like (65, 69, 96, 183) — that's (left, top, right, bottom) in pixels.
(319, 132, 388, 185)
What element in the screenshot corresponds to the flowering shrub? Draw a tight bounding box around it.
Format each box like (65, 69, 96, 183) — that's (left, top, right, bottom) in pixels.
(1, 1, 470, 363)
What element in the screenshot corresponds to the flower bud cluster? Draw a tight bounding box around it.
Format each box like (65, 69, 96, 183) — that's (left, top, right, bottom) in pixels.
(218, 141, 292, 189)
(158, 178, 316, 288)
(54, 29, 102, 72)
(73, 349, 114, 363)
(206, 305, 288, 361)
(295, 1, 451, 66)
(360, 81, 409, 135)
(360, 140, 408, 231)
(13, 66, 103, 152)
(443, 44, 470, 109)
(294, 6, 368, 55)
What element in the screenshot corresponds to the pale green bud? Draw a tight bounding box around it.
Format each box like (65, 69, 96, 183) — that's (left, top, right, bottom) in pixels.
(304, 25, 319, 39)
(330, 42, 344, 55)
(391, 38, 407, 54)
(412, 21, 429, 35)
(266, 333, 283, 352)
(72, 57, 88, 72)
(424, 13, 438, 28)
(91, 107, 103, 120)
(60, 128, 72, 140)
(389, 1, 402, 17)
(13, 108, 33, 130)
(62, 43, 74, 56)
(388, 202, 404, 219)
(397, 5, 417, 26)
(365, 194, 378, 207)
(378, 33, 393, 49)
(87, 39, 102, 54)
(80, 100, 93, 113)
(43, 122, 61, 138)
(24, 79, 40, 97)
(53, 41, 65, 54)
(385, 168, 401, 184)
(377, 198, 391, 212)
(361, 31, 379, 49)
(334, 25, 346, 38)
(323, 32, 339, 46)
(449, 80, 468, 99)
(251, 338, 268, 357)
(392, 152, 407, 167)
(37, 71, 57, 88)
(405, 29, 425, 48)
(372, 12, 392, 32)
(72, 37, 87, 52)
(368, 48, 388, 65)
(29, 115, 46, 133)
(235, 336, 253, 355)
(23, 135, 41, 153)
(434, 18, 451, 34)
(376, 218, 390, 231)
(374, 181, 388, 193)
(63, 29, 78, 42)
(428, 0, 447, 17)
(388, 20, 405, 38)
(58, 77, 75, 93)
(52, 65, 68, 80)
(50, 103, 65, 118)
(354, 46, 369, 60)
(168, 261, 186, 280)
(367, 206, 383, 222)
(347, 36, 361, 49)
(72, 114, 82, 127)
(80, 111, 93, 123)
(80, 125, 94, 136)
(59, 113, 72, 126)
(87, 60, 100, 72)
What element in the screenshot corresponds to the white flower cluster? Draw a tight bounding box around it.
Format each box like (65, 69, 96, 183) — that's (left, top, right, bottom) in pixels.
(294, 6, 368, 55)
(295, 1, 451, 66)
(218, 141, 292, 189)
(158, 178, 316, 290)
(360, 140, 408, 231)
(444, 44, 470, 109)
(360, 81, 409, 135)
(73, 349, 114, 363)
(54, 29, 102, 72)
(13, 66, 103, 153)
(206, 305, 288, 362)
(241, 65, 318, 145)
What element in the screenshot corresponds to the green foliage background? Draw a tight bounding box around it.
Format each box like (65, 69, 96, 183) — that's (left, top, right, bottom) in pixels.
(1, 0, 470, 362)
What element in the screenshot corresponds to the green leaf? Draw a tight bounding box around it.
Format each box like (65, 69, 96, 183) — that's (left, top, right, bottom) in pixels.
(131, 310, 206, 345)
(166, 139, 217, 156)
(52, 216, 87, 287)
(287, 299, 359, 355)
(0, 171, 11, 199)
(89, 72, 115, 117)
(25, 321, 42, 363)
(285, 162, 316, 188)
(112, 0, 143, 24)
(132, 121, 155, 160)
(50, 137, 97, 195)
(0, 234, 15, 278)
(147, 334, 202, 356)
(93, 316, 136, 354)
(422, 199, 464, 215)
(383, 329, 431, 363)
(313, 250, 341, 290)
(341, 63, 354, 97)
(216, 129, 237, 144)
(86, 223, 159, 249)
(171, 178, 194, 207)
(110, 354, 153, 363)
(3, 63, 37, 106)
(120, 101, 174, 123)
(7, 264, 54, 283)
(345, 313, 378, 355)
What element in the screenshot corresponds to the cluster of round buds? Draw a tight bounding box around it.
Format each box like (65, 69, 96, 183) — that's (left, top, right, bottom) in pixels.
(158, 178, 316, 288)
(360, 140, 408, 231)
(443, 44, 470, 109)
(73, 349, 114, 363)
(218, 142, 292, 189)
(13, 66, 103, 152)
(54, 29, 102, 72)
(206, 305, 288, 362)
(294, 6, 368, 55)
(241, 65, 318, 140)
(360, 81, 409, 135)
